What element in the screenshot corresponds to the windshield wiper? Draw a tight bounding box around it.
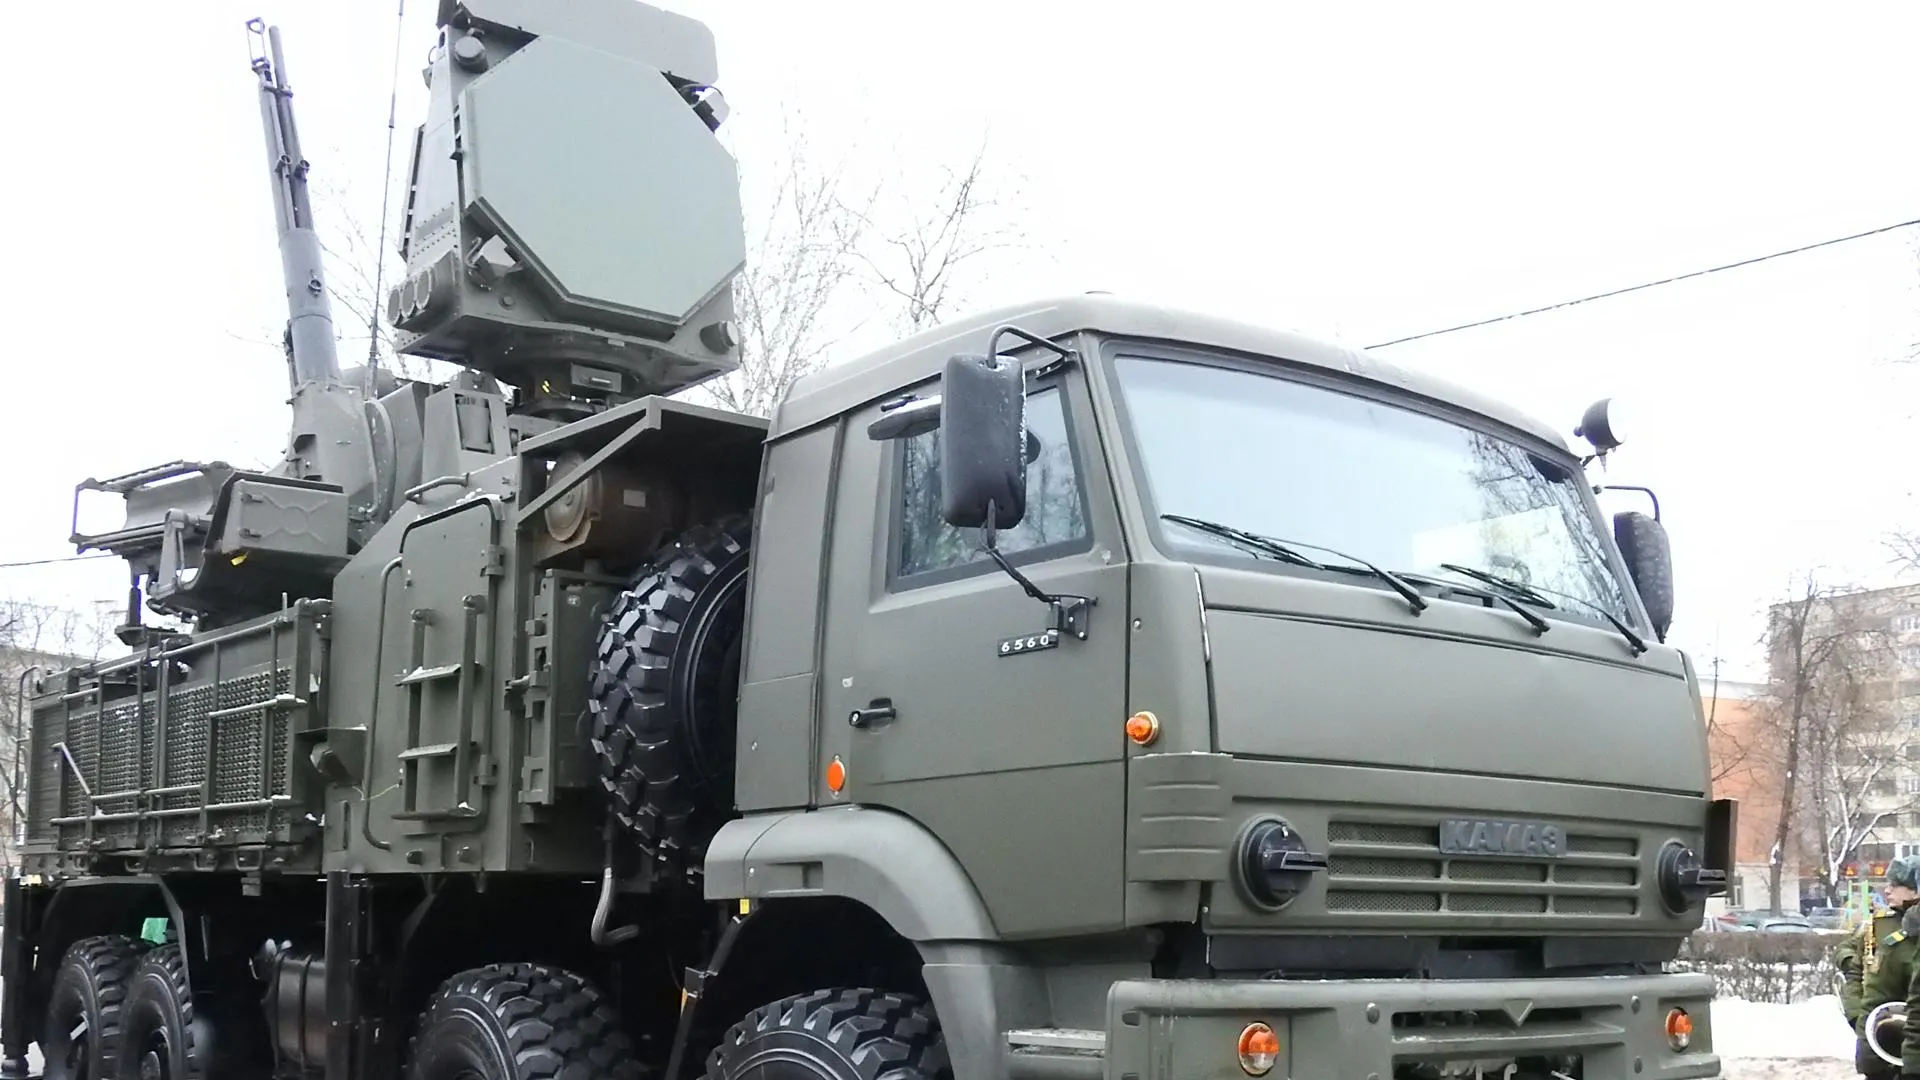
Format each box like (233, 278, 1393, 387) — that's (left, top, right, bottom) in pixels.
(1396, 571, 1550, 636)
(1162, 515, 1428, 615)
(1161, 514, 1324, 570)
(1419, 565, 1647, 657)
(1436, 563, 1557, 609)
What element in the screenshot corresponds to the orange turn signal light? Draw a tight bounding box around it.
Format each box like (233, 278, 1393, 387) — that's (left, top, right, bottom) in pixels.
(1237, 1022, 1279, 1076)
(1665, 1007, 1692, 1051)
(825, 756, 847, 793)
(1126, 711, 1160, 746)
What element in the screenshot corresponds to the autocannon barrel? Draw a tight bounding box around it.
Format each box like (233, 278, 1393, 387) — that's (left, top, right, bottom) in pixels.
(249, 17, 341, 390)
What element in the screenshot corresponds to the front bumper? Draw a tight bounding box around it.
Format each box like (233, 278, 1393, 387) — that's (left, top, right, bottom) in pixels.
(1099, 971, 1719, 1079)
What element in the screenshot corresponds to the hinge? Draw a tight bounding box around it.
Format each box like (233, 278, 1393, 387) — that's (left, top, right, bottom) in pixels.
(480, 545, 506, 577)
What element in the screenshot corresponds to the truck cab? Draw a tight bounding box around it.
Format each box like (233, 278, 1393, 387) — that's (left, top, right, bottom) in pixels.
(709, 291, 1731, 1080)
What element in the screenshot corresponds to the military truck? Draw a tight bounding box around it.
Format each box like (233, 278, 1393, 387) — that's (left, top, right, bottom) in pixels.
(1, 3, 1736, 1079)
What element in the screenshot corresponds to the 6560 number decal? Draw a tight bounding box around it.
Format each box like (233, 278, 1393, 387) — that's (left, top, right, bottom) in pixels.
(998, 629, 1061, 657)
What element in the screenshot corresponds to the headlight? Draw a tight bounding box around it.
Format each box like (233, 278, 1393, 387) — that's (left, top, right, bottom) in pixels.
(1234, 817, 1328, 910)
(1657, 840, 1724, 914)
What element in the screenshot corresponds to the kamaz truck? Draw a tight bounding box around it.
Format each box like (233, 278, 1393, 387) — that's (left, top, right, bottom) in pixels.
(0, 3, 1735, 1079)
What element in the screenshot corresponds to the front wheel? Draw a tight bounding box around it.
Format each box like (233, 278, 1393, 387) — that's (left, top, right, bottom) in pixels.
(705, 989, 951, 1080)
(403, 963, 646, 1080)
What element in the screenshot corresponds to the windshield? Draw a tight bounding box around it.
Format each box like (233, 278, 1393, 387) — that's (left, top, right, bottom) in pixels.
(1111, 354, 1635, 624)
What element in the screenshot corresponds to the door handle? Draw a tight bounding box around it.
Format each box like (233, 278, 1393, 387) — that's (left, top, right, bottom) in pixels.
(849, 698, 896, 729)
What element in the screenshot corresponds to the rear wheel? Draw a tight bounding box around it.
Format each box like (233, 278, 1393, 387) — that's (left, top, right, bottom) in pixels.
(114, 945, 215, 1080)
(403, 963, 645, 1080)
(705, 989, 952, 1080)
(43, 935, 144, 1080)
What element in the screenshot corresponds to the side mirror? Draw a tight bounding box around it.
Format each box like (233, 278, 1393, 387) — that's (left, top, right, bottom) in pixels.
(938, 352, 1027, 531)
(1614, 510, 1673, 642)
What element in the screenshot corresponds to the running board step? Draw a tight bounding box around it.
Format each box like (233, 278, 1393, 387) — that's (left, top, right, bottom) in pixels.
(1006, 1029, 1106, 1080)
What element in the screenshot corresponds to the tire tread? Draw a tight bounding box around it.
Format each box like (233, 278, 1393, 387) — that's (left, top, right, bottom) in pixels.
(588, 514, 752, 878)
(119, 943, 203, 1080)
(405, 962, 646, 1080)
(50, 935, 145, 1079)
(705, 988, 951, 1080)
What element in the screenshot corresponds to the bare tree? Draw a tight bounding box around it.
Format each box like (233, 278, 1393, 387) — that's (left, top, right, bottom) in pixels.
(1800, 642, 1908, 901)
(851, 136, 1024, 337)
(1891, 532, 1920, 577)
(1757, 576, 1907, 911)
(1702, 655, 1754, 787)
(0, 599, 123, 870)
(689, 119, 878, 419)
(690, 123, 1027, 417)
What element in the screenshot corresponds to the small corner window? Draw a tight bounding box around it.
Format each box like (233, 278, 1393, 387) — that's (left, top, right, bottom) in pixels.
(895, 385, 1089, 582)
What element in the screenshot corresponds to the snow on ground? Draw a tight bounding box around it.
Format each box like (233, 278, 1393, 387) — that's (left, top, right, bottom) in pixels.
(1714, 994, 1856, 1060)
(1716, 994, 1859, 1080)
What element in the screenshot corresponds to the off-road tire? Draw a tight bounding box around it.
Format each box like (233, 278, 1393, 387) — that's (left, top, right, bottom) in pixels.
(705, 989, 953, 1080)
(402, 962, 646, 1080)
(114, 944, 218, 1080)
(43, 935, 145, 1080)
(589, 514, 753, 877)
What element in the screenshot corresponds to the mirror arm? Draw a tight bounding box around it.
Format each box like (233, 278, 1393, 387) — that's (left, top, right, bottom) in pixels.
(867, 395, 943, 442)
(1596, 484, 1661, 522)
(980, 512, 1097, 641)
(987, 326, 1074, 366)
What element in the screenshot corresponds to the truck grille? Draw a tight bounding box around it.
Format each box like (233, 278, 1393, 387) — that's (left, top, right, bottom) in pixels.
(1325, 820, 1641, 918)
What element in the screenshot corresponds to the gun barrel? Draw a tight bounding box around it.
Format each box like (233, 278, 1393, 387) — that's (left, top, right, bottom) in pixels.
(249, 19, 340, 389)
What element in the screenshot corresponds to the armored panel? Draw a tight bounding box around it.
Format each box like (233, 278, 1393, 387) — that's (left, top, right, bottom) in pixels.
(462, 35, 745, 334)
(515, 570, 623, 813)
(211, 477, 350, 560)
(20, 603, 329, 874)
(381, 497, 505, 838)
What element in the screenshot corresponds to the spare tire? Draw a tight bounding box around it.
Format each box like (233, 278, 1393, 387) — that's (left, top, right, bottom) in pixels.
(588, 514, 752, 879)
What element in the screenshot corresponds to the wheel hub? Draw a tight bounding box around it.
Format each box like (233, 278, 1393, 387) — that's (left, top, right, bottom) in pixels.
(140, 1047, 164, 1080)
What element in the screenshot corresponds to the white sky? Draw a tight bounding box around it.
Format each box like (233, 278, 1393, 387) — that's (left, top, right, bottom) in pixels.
(4, 1, 1918, 681)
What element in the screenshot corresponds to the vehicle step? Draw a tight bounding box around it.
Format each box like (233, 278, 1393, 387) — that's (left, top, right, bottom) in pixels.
(1006, 1028, 1105, 1080)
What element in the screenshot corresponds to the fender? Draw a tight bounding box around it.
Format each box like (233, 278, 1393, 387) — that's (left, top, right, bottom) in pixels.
(705, 805, 999, 941)
(704, 808, 1043, 1080)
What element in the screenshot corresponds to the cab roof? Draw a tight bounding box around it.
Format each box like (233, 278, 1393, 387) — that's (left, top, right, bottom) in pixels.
(766, 292, 1571, 451)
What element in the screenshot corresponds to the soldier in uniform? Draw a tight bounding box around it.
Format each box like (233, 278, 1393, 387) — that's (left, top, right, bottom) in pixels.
(1844, 889, 1906, 1030)
(1852, 858, 1920, 1079)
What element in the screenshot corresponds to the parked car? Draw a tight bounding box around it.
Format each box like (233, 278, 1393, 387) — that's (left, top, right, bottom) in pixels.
(1710, 909, 1766, 932)
(1761, 916, 1814, 933)
(1806, 906, 1848, 930)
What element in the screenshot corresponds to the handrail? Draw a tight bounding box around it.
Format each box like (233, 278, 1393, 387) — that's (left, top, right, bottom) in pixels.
(9, 667, 41, 854)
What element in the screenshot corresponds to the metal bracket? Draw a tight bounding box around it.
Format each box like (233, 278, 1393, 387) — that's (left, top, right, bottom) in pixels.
(1050, 595, 1096, 641)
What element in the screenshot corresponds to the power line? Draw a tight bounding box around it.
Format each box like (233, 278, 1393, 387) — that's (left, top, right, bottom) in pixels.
(0, 554, 114, 571)
(1367, 216, 1920, 350)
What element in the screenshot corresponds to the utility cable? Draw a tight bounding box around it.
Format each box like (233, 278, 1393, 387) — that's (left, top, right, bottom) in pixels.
(0, 554, 115, 570)
(1368, 217, 1920, 349)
